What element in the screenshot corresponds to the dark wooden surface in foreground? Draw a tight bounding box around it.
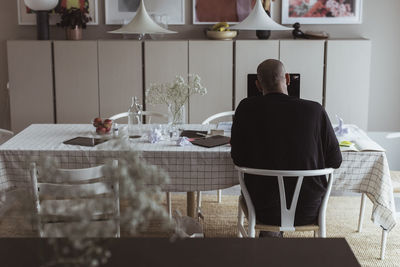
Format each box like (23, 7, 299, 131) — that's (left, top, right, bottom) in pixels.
(0, 237, 360, 267)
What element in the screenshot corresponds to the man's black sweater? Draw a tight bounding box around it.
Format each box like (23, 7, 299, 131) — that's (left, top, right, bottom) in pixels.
(231, 93, 342, 226)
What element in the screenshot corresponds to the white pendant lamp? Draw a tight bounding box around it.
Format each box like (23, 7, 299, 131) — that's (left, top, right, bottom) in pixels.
(24, 0, 58, 11)
(109, 0, 177, 37)
(24, 0, 59, 40)
(230, 0, 292, 31)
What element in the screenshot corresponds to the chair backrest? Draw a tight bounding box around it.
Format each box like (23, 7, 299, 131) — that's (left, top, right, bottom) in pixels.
(201, 111, 235, 125)
(109, 111, 168, 124)
(30, 161, 120, 238)
(0, 129, 14, 145)
(235, 166, 334, 231)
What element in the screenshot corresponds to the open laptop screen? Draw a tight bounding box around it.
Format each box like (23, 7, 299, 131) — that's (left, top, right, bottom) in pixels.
(247, 74, 301, 98)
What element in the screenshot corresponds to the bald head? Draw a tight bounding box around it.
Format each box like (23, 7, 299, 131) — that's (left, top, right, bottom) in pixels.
(256, 59, 288, 95)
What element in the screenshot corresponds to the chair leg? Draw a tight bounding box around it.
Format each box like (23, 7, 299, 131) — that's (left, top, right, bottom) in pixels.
(166, 192, 172, 219)
(381, 229, 388, 260)
(196, 191, 204, 221)
(217, 190, 222, 203)
(248, 215, 256, 238)
(196, 190, 202, 211)
(318, 226, 326, 238)
(358, 193, 367, 232)
(238, 205, 244, 238)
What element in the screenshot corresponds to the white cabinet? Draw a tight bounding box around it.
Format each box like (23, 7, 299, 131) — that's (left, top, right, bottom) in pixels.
(280, 40, 325, 104)
(235, 40, 324, 107)
(7, 39, 372, 130)
(54, 41, 99, 123)
(325, 40, 371, 129)
(145, 41, 188, 123)
(235, 40, 279, 108)
(98, 41, 142, 118)
(7, 41, 54, 133)
(189, 41, 233, 123)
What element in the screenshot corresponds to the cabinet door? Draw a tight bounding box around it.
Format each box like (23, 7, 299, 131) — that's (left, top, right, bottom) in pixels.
(98, 41, 142, 119)
(189, 41, 233, 123)
(325, 40, 371, 130)
(7, 41, 54, 133)
(145, 41, 188, 123)
(280, 40, 325, 104)
(54, 41, 99, 123)
(235, 40, 279, 108)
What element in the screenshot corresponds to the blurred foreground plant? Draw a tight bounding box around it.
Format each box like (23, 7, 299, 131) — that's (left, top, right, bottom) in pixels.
(35, 138, 173, 267)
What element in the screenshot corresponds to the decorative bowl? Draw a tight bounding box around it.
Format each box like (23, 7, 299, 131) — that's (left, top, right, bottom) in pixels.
(206, 30, 237, 40)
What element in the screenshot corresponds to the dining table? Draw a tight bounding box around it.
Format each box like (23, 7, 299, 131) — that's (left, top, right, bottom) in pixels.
(0, 123, 397, 233)
(0, 238, 360, 267)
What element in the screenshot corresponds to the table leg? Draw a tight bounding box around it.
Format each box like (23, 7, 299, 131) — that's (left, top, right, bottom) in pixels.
(187, 192, 196, 218)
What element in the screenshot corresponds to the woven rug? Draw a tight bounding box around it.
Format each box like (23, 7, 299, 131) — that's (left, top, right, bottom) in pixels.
(1, 195, 398, 267)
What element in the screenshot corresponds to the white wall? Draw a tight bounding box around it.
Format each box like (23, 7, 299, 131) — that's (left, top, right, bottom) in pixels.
(1, 0, 399, 131)
(367, 132, 400, 171)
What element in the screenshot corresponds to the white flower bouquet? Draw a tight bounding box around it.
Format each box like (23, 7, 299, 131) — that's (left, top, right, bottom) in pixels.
(146, 75, 207, 124)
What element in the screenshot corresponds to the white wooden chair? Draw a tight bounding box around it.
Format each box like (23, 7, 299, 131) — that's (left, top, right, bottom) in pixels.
(236, 166, 334, 238)
(0, 129, 14, 145)
(109, 111, 168, 124)
(196, 111, 235, 215)
(357, 132, 400, 260)
(30, 161, 120, 238)
(201, 111, 235, 125)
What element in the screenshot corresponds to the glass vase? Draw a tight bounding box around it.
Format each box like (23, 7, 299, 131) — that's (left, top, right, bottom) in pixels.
(168, 103, 185, 125)
(66, 26, 82, 40)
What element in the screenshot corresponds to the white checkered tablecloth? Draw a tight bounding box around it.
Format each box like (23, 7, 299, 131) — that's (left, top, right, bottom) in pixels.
(334, 125, 397, 231)
(0, 124, 396, 231)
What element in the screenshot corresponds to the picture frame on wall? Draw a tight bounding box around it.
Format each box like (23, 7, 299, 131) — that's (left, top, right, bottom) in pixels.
(282, 0, 362, 24)
(105, 0, 185, 25)
(17, 0, 99, 25)
(193, 0, 274, 25)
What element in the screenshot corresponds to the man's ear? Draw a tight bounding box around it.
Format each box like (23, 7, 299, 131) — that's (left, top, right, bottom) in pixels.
(256, 79, 263, 93)
(285, 73, 290, 86)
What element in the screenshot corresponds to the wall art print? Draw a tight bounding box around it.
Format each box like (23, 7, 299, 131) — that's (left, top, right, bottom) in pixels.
(193, 0, 273, 25)
(17, 0, 98, 25)
(105, 0, 185, 25)
(282, 0, 362, 24)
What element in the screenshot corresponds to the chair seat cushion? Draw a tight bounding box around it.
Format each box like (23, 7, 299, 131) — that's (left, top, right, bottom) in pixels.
(42, 220, 118, 237)
(239, 196, 319, 232)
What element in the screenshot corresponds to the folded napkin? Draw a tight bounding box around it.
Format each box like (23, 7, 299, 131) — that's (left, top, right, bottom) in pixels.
(334, 115, 349, 136)
(148, 127, 163, 144)
(177, 137, 193, 147)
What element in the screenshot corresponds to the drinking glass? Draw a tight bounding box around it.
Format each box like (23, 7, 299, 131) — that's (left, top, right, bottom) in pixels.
(150, 13, 168, 40)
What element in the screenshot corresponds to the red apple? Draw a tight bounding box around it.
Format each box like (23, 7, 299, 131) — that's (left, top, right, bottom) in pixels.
(96, 126, 106, 134)
(103, 119, 112, 129)
(93, 118, 102, 127)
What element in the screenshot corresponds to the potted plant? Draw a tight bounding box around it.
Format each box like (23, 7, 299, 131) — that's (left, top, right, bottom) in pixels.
(57, 7, 91, 40)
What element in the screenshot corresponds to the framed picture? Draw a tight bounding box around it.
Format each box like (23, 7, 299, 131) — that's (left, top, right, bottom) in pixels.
(17, 0, 99, 25)
(105, 0, 185, 25)
(193, 0, 274, 25)
(282, 0, 362, 24)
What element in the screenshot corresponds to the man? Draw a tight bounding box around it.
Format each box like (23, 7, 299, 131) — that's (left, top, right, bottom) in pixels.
(231, 59, 342, 232)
